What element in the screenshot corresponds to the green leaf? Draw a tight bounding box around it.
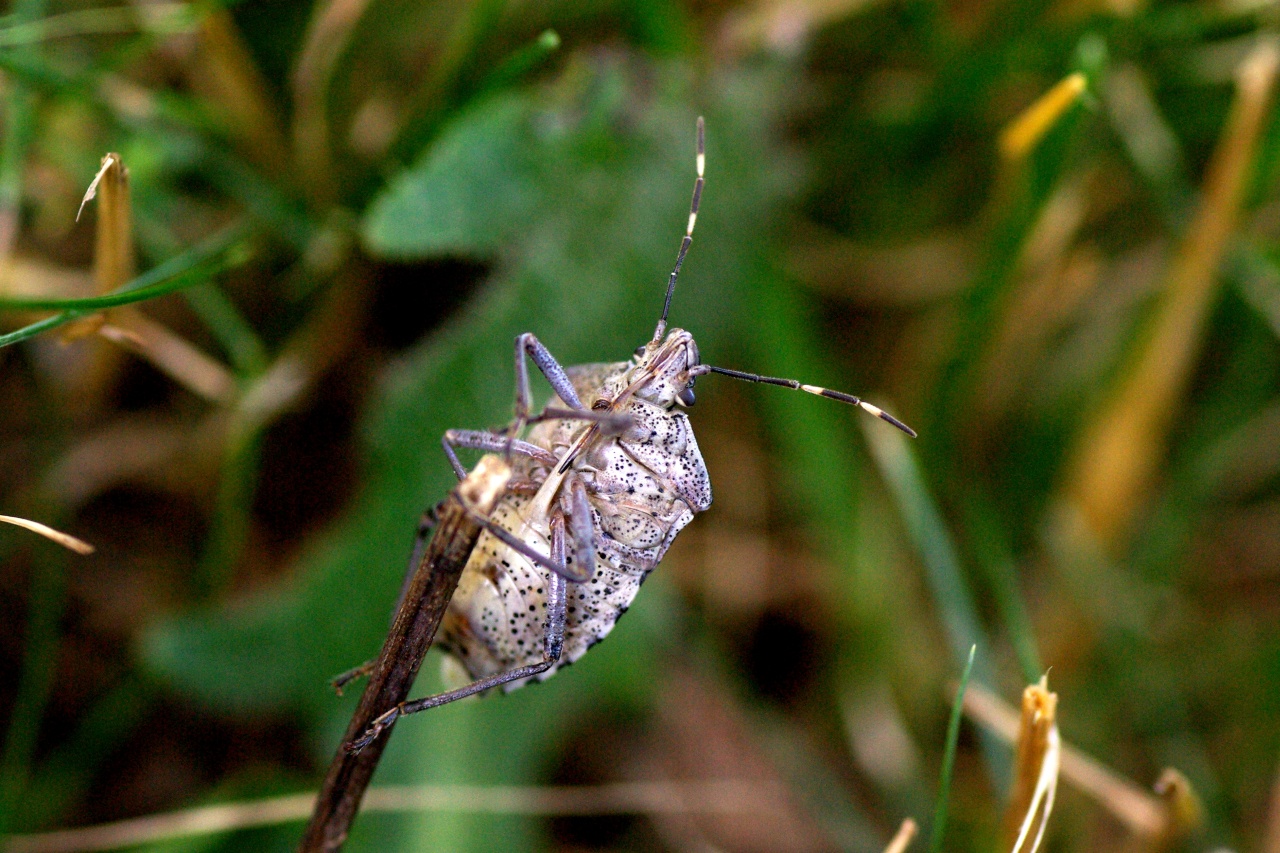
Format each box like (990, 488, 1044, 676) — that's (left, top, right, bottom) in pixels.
(361, 94, 545, 259)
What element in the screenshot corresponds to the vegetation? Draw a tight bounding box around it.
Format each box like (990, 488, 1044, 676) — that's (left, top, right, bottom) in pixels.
(0, 0, 1278, 849)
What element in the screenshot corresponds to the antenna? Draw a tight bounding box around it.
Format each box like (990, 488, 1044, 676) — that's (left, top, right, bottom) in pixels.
(653, 116, 705, 341)
(691, 365, 917, 437)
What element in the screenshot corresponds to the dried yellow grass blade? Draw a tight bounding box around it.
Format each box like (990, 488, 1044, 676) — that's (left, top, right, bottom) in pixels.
(1004, 679, 1059, 853)
(999, 73, 1087, 160)
(963, 681, 1166, 838)
(1060, 39, 1280, 550)
(86, 153, 135, 292)
(75, 152, 238, 404)
(0, 515, 95, 555)
(883, 817, 918, 853)
(76, 155, 113, 223)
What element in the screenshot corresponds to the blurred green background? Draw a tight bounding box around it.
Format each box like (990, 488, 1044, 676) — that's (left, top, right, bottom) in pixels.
(1, 0, 1279, 850)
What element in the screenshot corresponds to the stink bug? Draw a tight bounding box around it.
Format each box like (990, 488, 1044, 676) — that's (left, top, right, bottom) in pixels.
(345, 118, 914, 751)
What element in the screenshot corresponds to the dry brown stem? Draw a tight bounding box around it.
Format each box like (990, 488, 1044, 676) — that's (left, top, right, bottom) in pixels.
(298, 456, 511, 852)
(6, 778, 779, 853)
(191, 9, 291, 177)
(72, 153, 240, 403)
(1061, 38, 1280, 550)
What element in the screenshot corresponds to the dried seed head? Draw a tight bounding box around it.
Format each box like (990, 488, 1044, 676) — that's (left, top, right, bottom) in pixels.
(1005, 677, 1060, 853)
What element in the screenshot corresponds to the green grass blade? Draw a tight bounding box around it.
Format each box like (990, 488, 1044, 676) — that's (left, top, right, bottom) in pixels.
(475, 29, 560, 97)
(863, 421, 1010, 790)
(929, 644, 977, 853)
(0, 311, 80, 347)
(0, 222, 251, 312)
(182, 282, 270, 376)
(0, 547, 67, 835)
(861, 421, 990, 674)
(0, 0, 45, 259)
(961, 490, 1043, 683)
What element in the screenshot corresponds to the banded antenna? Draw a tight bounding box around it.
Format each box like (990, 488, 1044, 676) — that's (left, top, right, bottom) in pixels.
(689, 365, 918, 437)
(653, 116, 705, 342)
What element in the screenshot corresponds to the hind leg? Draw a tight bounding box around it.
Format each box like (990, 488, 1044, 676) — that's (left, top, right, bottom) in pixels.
(346, 513, 572, 752)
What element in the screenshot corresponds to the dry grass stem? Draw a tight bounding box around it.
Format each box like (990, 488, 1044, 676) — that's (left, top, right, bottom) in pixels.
(5, 780, 784, 853)
(77, 156, 118, 225)
(98, 313, 238, 404)
(0, 515, 95, 555)
(42, 417, 218, 507)
(1004, 679, 1060, 853)
(977, 175, 1100, 419)
(1061, 38, 1280, 549)
(963, 681, 1166, 837)
(1152, 768, 1204, 847)
(291, 0, 375, 202)
(999, 73, 1088, 160)
(191, 9, 291, 176)
(883, 817, 918, 853)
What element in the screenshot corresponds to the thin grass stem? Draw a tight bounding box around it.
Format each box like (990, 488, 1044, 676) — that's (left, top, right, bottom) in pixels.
(929, 645, 976, 853)
(0, 548, 68, 836)
(182, 283, 269, 376)
(0, 0, 47, 259)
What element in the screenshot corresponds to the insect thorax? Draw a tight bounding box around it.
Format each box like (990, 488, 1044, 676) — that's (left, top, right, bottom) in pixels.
(436, 357, 712, 690)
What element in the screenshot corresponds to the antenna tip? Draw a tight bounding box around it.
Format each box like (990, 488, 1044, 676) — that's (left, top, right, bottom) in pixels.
(859, 401, 917, 437)
(695, 118, 706, 174)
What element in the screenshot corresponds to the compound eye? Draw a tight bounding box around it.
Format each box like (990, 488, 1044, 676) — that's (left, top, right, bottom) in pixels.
(677, 387, 696, 406)
(591, 398, 611, 411)
(633, 345, 647, 359)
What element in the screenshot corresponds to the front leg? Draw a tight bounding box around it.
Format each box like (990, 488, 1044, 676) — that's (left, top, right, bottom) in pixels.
(510, 334, 585, 446)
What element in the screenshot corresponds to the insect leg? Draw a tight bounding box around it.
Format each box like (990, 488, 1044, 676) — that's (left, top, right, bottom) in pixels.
(526, 406, 632, 435)
(463, 507, 587, 583)
(513, 333, 586, 421)
(543, 512, 569, 660)
(331, 502, 444, 695)
(347, 516, 572, 753)
(564, 476, 596, 584)
(442, 429, 558, 480)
